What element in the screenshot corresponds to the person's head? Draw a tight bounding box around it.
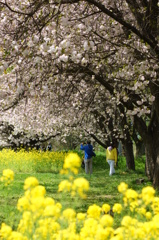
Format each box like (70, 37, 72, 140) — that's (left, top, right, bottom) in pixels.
(87, 140, 91, 145)
(108, 146, 113, 151)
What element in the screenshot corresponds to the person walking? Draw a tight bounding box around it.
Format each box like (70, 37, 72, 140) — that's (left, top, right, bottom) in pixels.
(106, 143, 117, 176)
(46, 143, 52, 151)
(80, 141, 96, 175)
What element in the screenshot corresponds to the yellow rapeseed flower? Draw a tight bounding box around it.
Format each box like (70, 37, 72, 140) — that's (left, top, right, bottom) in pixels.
(152, 197, 159, 214)
(58, 180, 72, 192)
(100, 214, 113, 227)
(43, 197, 55, 207)
(63, 153, 81, 174)
(0, 169, 14, 185)
(121, 216, 133, 227)
(56, 202, 62, 210)
(134, 224, 146, 240)
(30, 196, 45, 213)
(57, 228, 79, 240)
(118, 182, 128, 193)
(112, 203, 122, 214)
(87, 204, 101, 219)
(80, 218, 98, 238)
(77, 213, 86, 221)
(9, 231, 28, 240)
(145, 211, 152, 220)
(102, 203, 111, 214)
(129, 200, 139, 212)
(0, 223, 12, 239)
(62, 208, 76, 221)
(72, 177, 89, 199)
(17, 196, 30, 211)
(141, 186, 155, 204)
(125, 189, 138, 203)
(43, 205, 61, 219)
(152, 214, 159, 226)
(114, 227, 124, 240)
(95, 225, 114, 240)
(24, 177, 39, 190)
(30, 185, 46, 198)
(35, 218, 60, 239)
(18, 211, 34, 234)
(136, 207, 146, 216)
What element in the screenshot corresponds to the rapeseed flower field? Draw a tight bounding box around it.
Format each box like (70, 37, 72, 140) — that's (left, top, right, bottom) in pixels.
(0, 148, 66, 173)
(0, 151, 159, 239)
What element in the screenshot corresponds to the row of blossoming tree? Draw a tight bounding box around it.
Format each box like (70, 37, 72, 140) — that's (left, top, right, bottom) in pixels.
(0, 0, 159, 187)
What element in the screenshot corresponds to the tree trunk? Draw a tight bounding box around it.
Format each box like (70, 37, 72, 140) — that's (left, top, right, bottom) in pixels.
(139, 110, 159, 187)
(147, 120, 159, 188)
(122, 139, 135, 170)
(144, 131, 159, 189)
(135, 140, 145, 157)
(149, 79, 159, 188)
(133, 86, 159, 187)
(144, 136, 155, 180)
(153, 150, 159, 189)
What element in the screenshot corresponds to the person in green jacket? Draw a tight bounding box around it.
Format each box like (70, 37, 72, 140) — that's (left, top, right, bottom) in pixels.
(106, 143, 117, 176)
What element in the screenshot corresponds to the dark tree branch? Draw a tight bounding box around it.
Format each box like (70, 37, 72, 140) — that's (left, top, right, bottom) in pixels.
(3, 89, 26, 111)
(85, 0, 159, 55)
(84, 128, 107, 148)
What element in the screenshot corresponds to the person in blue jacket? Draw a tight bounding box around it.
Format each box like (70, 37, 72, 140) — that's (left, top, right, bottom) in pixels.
(80, 141, 96, 175)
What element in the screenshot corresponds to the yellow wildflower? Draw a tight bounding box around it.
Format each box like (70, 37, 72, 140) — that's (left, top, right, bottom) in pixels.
(35, 218, 60, 239)
(152, 197, 159, 214)
(30, 185, 46, 198)
(87, 204, 101, 219)
(58, 180, 72, 192)
(17, 196, 30, 211)
(77, 213, 86, 221)
(129, 200, 139, 212)
(80, 218, 98, 238)
(43, 197, 55, 207)
(102, 203, 111, 214)
(62, 208, 76, 221)
(1, 169, 14, 185)
(121, 216, 133, 227)
(152, 214, 159, 225)
(118, 182, 128, 193)
(63, 153, 81, 174)
(125, 189, 138, 202)
(112, 203, 122, 214)
(0, 223, 12, 239)
(56, 202, 62, 210)
(145, 211, 152, 220)
(114, 227, 124, 240)
(95, 225, 114, 240)
(30, 196, 45, 214)
(72, 177, 89, 199)
(18, 211, 34, 234)
(24, 177, 39, 190)
(44, 204, 61, 218)
(9, 231, 28, 240)
(141, 186, 155, 204)
(136, 207, 146, 216)
(100, 214, 113, 227)
(25, 185, 46, 199)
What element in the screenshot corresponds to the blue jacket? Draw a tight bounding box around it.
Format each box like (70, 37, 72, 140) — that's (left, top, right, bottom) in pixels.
(80, 144, 96, 160)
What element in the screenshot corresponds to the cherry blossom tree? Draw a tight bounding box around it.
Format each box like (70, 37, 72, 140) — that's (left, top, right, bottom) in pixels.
(0, 0, 159, 186)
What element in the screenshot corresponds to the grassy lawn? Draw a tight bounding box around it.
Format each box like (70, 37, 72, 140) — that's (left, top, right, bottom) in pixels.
(0, 150, 152, 231)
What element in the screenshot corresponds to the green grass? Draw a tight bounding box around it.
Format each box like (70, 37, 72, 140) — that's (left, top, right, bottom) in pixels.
(0, 151, 152, 230)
